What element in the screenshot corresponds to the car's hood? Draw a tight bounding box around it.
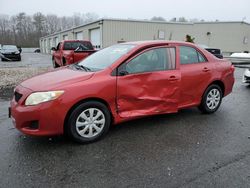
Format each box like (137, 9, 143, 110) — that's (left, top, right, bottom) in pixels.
(21, 67, 94, 91)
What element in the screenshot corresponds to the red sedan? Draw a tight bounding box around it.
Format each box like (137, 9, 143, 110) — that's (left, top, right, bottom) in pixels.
(10, 41, 235, 143)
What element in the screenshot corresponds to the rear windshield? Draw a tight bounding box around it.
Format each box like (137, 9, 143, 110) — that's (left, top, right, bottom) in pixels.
(63, 41, 93, 50)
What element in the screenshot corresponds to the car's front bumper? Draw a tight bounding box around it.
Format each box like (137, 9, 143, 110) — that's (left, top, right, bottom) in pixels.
(10, 85, 65, 136)
(2, 53, 21, 60)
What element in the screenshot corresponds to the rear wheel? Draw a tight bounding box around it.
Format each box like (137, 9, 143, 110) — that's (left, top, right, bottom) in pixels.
(198, 84, 222, 114)
(66, 101, 111, 143)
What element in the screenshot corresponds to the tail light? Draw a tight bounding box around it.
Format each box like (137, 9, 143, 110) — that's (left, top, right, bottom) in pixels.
(230, 65, 235, 73)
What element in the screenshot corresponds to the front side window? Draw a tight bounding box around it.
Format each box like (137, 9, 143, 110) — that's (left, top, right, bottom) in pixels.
(180, 46, 207, 65)
(125, 47, 176, 74)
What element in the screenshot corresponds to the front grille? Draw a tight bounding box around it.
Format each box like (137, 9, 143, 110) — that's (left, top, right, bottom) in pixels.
(2, 54, 20, 59)
(14, 91, 23, 102)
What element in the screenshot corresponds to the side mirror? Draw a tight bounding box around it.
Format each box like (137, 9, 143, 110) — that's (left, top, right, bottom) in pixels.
(17, 47, 22, 53)
(51, 47, 56, 51)
(118, 70, 129, 76)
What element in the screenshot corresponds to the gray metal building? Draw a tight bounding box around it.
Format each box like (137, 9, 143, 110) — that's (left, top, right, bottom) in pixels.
(40, 18, 250, 55)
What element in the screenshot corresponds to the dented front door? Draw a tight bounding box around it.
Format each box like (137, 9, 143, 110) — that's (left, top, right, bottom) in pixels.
(116, 47, 180, 118)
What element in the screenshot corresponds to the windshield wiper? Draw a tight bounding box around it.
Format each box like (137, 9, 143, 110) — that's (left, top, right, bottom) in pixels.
(73, 64, 91, 72)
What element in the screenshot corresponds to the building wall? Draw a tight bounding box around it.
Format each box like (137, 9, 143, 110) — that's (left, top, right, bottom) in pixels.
(40, 21, 102, 53)
(40, 19, 250, 54)
(193, 22, 250, 54)
(102, 20, 193, 47)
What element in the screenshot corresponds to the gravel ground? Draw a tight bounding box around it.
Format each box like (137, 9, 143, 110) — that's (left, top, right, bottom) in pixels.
(0, 53, 52, 90)
(0, 67, 50, 89)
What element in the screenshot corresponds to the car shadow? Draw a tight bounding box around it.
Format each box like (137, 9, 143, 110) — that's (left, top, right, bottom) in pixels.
(16, 107, 204, 147)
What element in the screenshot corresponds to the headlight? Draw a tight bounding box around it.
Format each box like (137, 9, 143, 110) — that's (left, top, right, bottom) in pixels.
(25, 91, 64, 106)
(15, 51, 20, 54)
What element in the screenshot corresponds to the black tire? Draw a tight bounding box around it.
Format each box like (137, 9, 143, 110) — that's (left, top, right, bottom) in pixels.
(198, 84, 222, 114)
(52, 57, 59, 68)
(18, 57, 21, 61)
(66, 101, 111, 144)
(62, 57, 66, 66)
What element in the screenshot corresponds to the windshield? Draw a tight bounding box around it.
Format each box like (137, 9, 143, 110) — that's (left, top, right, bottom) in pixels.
(77, 44, 135, 71)
(2, 45, 18, 50)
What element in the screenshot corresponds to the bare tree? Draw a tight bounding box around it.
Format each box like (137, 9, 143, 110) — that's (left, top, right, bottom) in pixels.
(0, 12, 100, 47)
(178, 17, 188, 22)
(83, 13, 99, 23)
(151, 16, 166, 22)
(170, 17, 177, 22)
(46, 14, 59, 33)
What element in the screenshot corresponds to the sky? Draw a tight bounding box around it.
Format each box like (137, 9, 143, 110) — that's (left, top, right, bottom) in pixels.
(0, 0, 250, 23)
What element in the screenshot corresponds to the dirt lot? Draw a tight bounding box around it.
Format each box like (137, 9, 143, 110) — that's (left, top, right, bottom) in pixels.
(0, 52, 52, 91)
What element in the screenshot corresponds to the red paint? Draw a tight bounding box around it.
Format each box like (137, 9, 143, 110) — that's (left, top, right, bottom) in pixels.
(52, 40, 96, 66)
(10, 41, 235, 136)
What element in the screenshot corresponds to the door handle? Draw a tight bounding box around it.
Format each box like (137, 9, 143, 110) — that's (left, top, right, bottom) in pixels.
(168, 75, 179, 81)
(202, 67, 210, 72)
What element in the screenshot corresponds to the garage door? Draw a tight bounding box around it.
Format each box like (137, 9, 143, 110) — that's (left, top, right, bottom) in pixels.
(90, 28, 101, 49)
(49, 38, 53, 54)
(63, 35, 68, 40)
(55, 37, 59, 46)
(75, 32, 83, 40)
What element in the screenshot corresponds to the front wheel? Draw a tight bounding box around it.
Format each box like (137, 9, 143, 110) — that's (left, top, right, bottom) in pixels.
(66, 101, 111, 143)
(52, 57, 59, 68)
(198, 84, 222, 114)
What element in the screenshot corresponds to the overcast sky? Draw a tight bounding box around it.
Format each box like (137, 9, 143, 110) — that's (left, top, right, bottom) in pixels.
(1, 0, 250, 22)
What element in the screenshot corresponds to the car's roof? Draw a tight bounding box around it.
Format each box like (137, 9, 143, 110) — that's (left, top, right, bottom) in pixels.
(122, 40, 196, 47)
(62, 40, 91, 42)
(115, 40, 220, 62)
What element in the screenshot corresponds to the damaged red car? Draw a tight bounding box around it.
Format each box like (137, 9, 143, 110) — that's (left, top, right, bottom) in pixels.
(10, 41, 235, 143)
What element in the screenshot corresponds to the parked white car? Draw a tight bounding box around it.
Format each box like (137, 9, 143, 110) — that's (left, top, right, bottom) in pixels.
(231, 52, 250, 58)
(243, 68, 250, 84)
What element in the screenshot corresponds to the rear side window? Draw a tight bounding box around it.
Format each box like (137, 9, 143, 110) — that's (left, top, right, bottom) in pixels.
(180, 46, 207, 65)
(125, 47, 176, 74)
(63, 41, 93, 50)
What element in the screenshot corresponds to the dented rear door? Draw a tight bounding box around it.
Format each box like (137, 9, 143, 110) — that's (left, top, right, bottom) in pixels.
(116, 46, 180, 118)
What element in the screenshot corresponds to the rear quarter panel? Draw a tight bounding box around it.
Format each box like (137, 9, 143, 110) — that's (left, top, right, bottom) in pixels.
(213, 59, 234, 96)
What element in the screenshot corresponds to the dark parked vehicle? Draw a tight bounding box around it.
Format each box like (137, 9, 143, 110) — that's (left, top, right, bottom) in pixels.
(205, 48, 223, 59)
(34, 49, 41, 53)
(199, 45, 223, 59)
(0, 45, 21, 61)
